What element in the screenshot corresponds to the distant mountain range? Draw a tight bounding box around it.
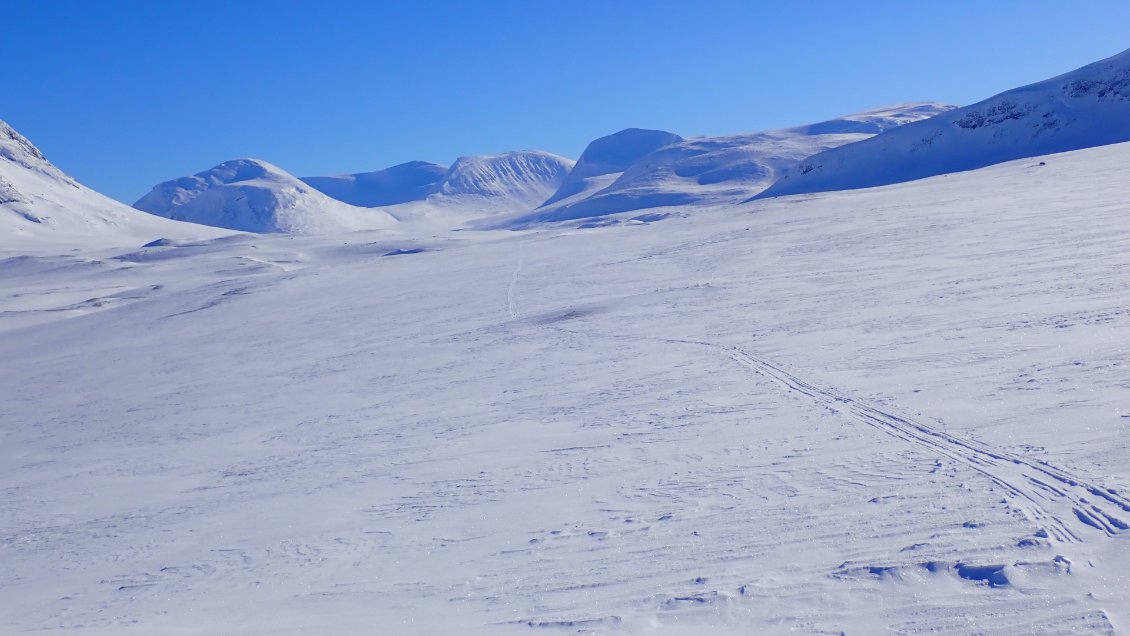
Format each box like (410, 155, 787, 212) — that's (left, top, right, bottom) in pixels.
(494, 103, 953, 228)
(126, 103, 950, 233)
(3, 47, 1129, 243)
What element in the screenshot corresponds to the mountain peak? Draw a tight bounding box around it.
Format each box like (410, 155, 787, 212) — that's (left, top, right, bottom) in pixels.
(134, 159, 396, 234)
(572, 128, 683, 177)
(434, 150, 574, 200)
(1, 119, 71, 184)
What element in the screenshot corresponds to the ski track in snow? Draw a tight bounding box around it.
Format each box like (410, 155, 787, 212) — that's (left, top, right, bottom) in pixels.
(507, 255, 523, 320)
(509, 251, 1129, 551)
(723, 349, 1130, 544)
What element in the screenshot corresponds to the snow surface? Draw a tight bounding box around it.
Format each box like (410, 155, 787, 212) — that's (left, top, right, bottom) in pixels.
(3, 142, 1130, 634)
(1, 119, 226, 249)
(757, 48, 1130, 199)
(133, 159, 399, 234)
(496, 103, 953, 228)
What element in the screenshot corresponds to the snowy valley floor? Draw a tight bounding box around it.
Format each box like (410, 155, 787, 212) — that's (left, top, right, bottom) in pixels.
(3, 144, 1130, 634)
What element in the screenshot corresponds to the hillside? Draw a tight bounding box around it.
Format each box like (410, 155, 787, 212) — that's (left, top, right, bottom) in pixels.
(376, 150, 575, 224)
(757, 48, 1130, 198)
(1, 119, 224, 250)
(497, 103, 952, 228)
(301, 161, 447, 208)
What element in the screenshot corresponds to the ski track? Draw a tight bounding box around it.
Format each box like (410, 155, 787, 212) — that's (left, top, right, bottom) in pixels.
(508, 254, 1129, 554)
(723, 348, 1130, 546)
(507, 255, 523, 320)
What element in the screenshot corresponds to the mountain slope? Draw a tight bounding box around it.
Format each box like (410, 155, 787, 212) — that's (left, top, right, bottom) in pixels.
(377, 150, 574, 224)
(134, 159, 398, 234)
(1, 119, 224, 249)
(300, 161, 448, 207)
(539, 128, 684, 210)
(497, 103, 952, 227)
(757, 48, 1130, 198)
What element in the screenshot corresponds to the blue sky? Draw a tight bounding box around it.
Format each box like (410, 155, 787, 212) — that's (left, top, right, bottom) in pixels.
(6, 1, 1130, 203)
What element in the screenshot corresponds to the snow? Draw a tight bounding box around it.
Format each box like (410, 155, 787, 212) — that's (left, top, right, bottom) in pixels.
(497, 103, 952, 228)
(378, 150, 575, 226)
(0, 119, 226, 249)
(537, 128, 686, 209)
(153, 151, 577, 232)
(3, 141, 1130, 634)
(300, 161, 448, 208)
(133, 159, 399, 234)
(757, 48, 1130, 199)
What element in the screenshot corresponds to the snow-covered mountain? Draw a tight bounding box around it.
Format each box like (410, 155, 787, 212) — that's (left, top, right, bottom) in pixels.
(134, 159, 398, 234)
(375, 150, 574, 224)
(186, 151, 576, 229)
(496, 103, 952, 228)
(539, 128, 685, 210)
(300, 161, 447, 208)
(757, 48, 1130, 199)
(1, 119, 223, 249)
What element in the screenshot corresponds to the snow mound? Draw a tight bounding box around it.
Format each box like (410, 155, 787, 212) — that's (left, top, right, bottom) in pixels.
(757, 48, 1130, 199)
(134, 159, 398, 234)
(1, 119, 224, 251)
(301, 161, 447, 207)
(497, 103, 952, 227)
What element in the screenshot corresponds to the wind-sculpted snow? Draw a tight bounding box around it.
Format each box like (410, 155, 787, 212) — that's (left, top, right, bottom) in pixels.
(758, 48, 1130, 198)
(3, 143, 1130, 634)
(133, 159, 398, 234)
(1, 120, 226, 249)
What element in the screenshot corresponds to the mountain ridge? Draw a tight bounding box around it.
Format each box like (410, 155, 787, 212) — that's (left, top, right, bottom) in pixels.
(756, 48, 1130, 199)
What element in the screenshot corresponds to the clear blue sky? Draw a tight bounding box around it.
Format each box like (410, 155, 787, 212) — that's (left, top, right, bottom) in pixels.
(6, 0, 1130, 203)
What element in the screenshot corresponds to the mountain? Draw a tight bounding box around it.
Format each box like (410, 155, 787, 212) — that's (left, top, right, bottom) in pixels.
(375, 150, 574, 224)
(757, 48, 1130, 199)
(134, 159, 398, 234)
(300, 161, 447, 208)
(1, 119, 222, 249)
(539, 128, 684, 210)
(495, 103, 952, 228)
